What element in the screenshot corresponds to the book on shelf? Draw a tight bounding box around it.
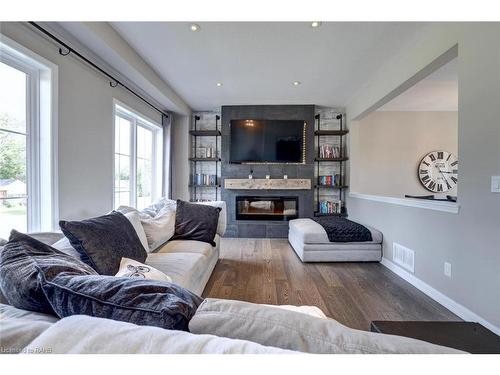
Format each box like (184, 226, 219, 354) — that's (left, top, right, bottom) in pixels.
(318, 144, 343, 159)
(318, 174, 342, 186)
(318, 199, 343, 214)
(194, 174, 217, 186)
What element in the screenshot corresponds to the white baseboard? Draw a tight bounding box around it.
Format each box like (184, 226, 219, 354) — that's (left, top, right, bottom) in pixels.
(380, 257, 500, 335)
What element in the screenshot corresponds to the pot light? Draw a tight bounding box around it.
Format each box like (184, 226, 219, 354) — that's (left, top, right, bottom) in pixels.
(216, 82, 223, 87)
(190, 24, 200, 32)
(311, 21, 322, 28)
(293, 81, 301, 86)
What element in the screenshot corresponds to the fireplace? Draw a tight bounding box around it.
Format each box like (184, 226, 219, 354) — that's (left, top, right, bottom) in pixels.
(236, 196, 298, 221)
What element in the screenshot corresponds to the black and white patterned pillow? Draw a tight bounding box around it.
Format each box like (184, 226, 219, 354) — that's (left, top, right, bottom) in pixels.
(115, 258, 172, 283)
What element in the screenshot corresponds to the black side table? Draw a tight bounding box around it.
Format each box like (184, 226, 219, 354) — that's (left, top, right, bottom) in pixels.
(370, 321, 500, 354)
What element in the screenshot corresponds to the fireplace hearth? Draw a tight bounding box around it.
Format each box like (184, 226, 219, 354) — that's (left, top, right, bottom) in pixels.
(236, 196, 298, 221)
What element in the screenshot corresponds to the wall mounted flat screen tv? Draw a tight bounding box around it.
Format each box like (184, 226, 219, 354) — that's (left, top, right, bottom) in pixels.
(230, 119, 305, 163)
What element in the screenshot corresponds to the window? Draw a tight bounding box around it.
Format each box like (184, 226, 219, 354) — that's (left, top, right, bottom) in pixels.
(113, 103, 162, 210)
(0, 36, 57, 239)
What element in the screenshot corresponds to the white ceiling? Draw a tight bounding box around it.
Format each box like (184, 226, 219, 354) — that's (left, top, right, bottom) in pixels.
(377, 58, 458, 111)
(108, 22, 427, 111)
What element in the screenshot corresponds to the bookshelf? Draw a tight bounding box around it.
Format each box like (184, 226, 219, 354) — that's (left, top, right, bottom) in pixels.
(314, 112, 348, 217)
(189, 114, 221, 201)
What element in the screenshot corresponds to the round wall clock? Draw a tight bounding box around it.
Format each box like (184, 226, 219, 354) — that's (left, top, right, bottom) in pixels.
(418, 151, 458, 193)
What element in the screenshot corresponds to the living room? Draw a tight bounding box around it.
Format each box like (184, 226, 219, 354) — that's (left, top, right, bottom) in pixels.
(1, 0, 499, 370)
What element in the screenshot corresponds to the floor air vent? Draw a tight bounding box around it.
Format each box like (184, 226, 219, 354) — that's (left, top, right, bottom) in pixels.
(393, 243, 415, 273)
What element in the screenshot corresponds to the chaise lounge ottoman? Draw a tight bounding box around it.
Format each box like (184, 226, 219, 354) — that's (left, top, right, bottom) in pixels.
(288, 218, 383, 262)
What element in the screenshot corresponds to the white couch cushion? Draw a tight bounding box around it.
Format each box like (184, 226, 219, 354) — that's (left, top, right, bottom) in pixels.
(189, 298, 464, 354)
(289, 218, 330, 243)
(263, 304, 327, 318)
(156, 235, 220, 257)
(145, 252, 209, 293)
(24, 315, 295, 354)
(0, 304, 58, 353)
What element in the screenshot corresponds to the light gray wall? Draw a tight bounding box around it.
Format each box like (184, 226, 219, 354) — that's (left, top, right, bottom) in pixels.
(351, 111, 458, 197)
(347, 23, 500, 331)
(171, 113, 191, 201)
(0, 22, 162, 221)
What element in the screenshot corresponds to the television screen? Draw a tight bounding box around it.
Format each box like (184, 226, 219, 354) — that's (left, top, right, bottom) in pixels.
(230, 119, 305, 163)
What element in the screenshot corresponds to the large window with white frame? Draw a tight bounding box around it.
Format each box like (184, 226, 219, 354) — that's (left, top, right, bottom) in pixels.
(0, 36, 57, 239)
(113, 103, 162, 210)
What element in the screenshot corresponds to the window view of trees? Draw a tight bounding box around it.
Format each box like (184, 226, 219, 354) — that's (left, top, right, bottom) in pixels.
(0, 114, 26, 182)
(0, 61, 28, 239)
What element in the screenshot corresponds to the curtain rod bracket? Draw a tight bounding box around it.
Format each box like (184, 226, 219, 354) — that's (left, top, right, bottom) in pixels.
(58, 47, 71, 56)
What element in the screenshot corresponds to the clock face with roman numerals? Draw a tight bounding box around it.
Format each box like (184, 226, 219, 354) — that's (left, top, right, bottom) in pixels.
(418, 151, 458, 193)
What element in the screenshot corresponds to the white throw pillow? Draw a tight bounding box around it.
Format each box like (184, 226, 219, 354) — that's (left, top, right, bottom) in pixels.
(115, 207, 149, 252)
(115, 257, 172, 283)
(139, 203, 176, 251)
(140, 198, 177, 218)
(52, 236, 83, 259)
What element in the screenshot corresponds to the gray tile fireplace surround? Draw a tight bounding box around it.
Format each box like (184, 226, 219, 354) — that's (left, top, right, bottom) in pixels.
(221, 105, 315, 238)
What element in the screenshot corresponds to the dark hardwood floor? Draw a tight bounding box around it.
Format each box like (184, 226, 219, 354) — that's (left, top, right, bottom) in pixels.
(203, 238, 460, 331)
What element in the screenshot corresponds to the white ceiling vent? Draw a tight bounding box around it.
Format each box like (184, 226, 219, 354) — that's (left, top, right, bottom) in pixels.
(393, 243, 415, 273)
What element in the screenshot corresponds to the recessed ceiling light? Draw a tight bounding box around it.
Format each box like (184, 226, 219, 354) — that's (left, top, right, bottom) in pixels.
(190, 24, 200, 32)
(293, 81, 301, 86)
(216, 82, 223, 87)
(311, 21, 322, 28)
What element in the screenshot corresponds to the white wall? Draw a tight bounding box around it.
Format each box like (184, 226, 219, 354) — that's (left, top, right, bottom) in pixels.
(351, 111, 458, 197)
(347, 23, 500, 331)
(0, 22, 162, 221)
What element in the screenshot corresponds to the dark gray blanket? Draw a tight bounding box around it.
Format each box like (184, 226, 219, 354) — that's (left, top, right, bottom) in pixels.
(312, 216, 373, 242)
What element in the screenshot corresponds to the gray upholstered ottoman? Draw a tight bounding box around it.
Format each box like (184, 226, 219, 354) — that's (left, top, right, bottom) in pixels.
(288, 218, 383, 262)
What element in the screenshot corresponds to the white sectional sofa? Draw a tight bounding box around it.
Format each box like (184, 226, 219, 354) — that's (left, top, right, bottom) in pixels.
(0, 201, 464, 354)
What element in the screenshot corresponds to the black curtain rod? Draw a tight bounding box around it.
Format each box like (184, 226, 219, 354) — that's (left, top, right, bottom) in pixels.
(28, 22, 169, 118)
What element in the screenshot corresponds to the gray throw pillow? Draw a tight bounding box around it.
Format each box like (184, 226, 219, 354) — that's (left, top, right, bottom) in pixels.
(0, 230, 97, 314)
(171, 200, 221, 246)
(39, 272, 204, 331)
(59, 211, 147, 275)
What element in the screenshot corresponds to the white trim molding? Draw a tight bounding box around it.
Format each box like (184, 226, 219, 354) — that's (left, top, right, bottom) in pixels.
(349, 192, 460, 214)
(381, 257, 500, 335)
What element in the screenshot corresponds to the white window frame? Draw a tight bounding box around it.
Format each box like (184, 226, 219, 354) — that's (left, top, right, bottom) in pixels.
(0, 34, 58, 232)
(113, 100, 162, 209)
